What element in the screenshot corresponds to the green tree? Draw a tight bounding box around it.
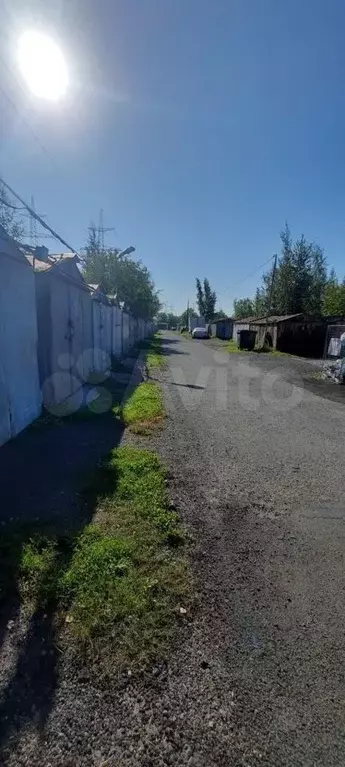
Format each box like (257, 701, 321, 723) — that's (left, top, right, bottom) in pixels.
(233, 297, 254, 319)
(322, 270, 345, 315)
(82, 227, 161, 320)
(180, 307, 197, 327)
(157, 311, 180, 327)
(307, 244, 327, 314)
(195, 277, 217, 321)
(0, 182, 24, 241)
(213, 308, 227, 320)
(256, 224, 327, 316)
(196, 278, 205, 316)
(253, 287, 267, 316)
(203, 278, 217, 321)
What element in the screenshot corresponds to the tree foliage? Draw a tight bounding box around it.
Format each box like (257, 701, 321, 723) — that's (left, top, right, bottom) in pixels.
(233, 297, 254, 319)
(157, 311, 180, 327)
(0, 182, 24, 241)
(233, 224, 330, 319)
(82, 227, 161, 320)
(195, 277, 217, 321)
(196, 278, 205, 316)
(180, 307, 198, 327)
(322, 270, 345, 315)
(213, 309, 227, 320)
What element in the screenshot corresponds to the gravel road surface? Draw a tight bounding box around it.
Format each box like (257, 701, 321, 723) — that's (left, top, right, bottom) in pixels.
(2, 332, 345, 766)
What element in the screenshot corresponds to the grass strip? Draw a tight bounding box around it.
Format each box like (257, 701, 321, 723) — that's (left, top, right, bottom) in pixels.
(143, 334, 165, 373)
(121, 381, 164, 434)
(208, 337, 289, 356)
(2, 446, 190, 670)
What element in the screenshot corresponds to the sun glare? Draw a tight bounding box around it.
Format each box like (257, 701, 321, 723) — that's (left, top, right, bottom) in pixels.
(17, 30, 68, 101)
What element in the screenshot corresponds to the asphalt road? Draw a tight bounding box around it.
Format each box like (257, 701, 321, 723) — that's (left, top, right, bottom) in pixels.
(152, 332, 345, 766)
(3, 332, 345, 766)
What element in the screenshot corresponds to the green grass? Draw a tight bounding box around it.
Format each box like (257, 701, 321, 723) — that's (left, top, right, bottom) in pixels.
(60, 446, 187, 663)
(121, 381, 164, 434)
(209, 337, 290, 356)
(100, 446, 183, 543)
(2, 446, 190, 670)
(142, 334, 165, 373)
(222, 339, 242, 353)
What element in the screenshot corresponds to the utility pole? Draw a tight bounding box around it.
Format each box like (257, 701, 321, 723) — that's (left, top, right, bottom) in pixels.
(186, 299, 190, 331)
(262, 254, 278, 347)
(30, 195, 37, 248)
(30, 195, 48, 266)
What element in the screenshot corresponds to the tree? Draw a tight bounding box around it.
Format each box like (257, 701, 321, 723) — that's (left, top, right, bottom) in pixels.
(322, 270, 345, 315)
(180, 307, 197, 327)
(213, 309, 227, 320)
(196, 278, 205, 316)
(82, 227, 161, 320)
(253, 287, 266, 316)
(195, 277, 217, 321)
(157, 311, 180, 327)
(203, 278, 217, 321)
(0, 182, 24, 241)
(308, 244, 327, 314)
(233, 297, 254, 319)
(254, 224, 327, 316)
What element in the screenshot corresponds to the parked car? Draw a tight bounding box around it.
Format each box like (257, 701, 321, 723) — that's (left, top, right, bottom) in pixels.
(192, 327, 209, 339)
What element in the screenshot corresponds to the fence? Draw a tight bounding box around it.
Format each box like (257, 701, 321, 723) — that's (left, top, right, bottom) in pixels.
(0, 238, 153, 446)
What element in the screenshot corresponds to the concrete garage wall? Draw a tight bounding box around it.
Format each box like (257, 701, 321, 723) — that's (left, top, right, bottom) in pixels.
(122, 312, 130, 354)
(232, 320, 251, 342)
(36, 271, 94, 408)
(36, 268, 152, 410)
(0, 244, 41, 446)
(112, 306, 122, 358)
(0, 231, 153, 444)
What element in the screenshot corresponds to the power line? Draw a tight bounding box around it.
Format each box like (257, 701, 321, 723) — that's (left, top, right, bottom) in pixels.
(0, 81, 58, 171)
(0, 195, 27, 211)
(222, 255, 275, 294)
(0, 176, 81, 257)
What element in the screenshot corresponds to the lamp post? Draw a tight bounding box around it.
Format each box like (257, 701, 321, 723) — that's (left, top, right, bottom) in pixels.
(118, 246, 135, 258)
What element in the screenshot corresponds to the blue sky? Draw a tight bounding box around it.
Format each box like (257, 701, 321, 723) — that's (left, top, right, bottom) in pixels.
(1, 0, 345, 314)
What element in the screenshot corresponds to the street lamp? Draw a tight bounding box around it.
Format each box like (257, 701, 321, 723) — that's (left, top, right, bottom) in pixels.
(118, 246, 135, 258)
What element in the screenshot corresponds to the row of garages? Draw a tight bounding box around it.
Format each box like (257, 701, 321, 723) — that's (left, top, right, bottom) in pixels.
(209, 314, 345, 358)
(0, 226, 152, 446)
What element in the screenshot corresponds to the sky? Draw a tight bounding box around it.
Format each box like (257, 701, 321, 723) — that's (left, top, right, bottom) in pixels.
(1, 0, 345, 315)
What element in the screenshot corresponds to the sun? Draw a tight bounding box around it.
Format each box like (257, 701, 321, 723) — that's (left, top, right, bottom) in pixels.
(17, 30, 68, 101)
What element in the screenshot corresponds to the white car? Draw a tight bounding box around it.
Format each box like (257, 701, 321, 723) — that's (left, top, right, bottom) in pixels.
(191, 327, 209, 339)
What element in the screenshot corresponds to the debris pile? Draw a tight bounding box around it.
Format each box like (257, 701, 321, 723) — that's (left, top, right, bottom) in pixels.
(321, 358, 345, 384)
